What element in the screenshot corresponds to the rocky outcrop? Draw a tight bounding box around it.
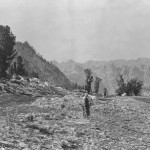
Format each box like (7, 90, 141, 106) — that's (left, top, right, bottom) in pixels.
(0, 76, 68, 98)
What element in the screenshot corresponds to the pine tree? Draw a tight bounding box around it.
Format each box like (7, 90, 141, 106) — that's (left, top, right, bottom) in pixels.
(84, 68, 93, 93)
(14, 62, 17, 74)
(126, 78, 143, 96)
(30, 71, 39, 78)
(0, 25, 16, 78)
(116, 74, 126, 96)
(16, 56, 26, 76)
(94, 77, 102, 93)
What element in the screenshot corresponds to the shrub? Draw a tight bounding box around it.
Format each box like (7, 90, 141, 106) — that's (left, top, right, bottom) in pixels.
(126, 78, 143, 96)
(116, 74, 143, 96)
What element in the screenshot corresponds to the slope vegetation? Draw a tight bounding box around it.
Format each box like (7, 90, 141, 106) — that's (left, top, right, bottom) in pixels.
(14, 42, 71, 89)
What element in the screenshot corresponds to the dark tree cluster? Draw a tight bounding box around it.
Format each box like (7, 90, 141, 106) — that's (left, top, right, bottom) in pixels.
(116, 74, 143, 96)
(16, 56, 26, 76)
(126, 78, 143, 96)
(94, 77, 102, 93)
(30, 71, 39, 78)
(0, 25, 16, 78)
(84, 68, 93, 94)
(10, 56, 28, 77)
(116, 75, 126, 96)
(84, 68, 102, 94)
(71, 82, 84, 91)
(0, 25, 40, 79)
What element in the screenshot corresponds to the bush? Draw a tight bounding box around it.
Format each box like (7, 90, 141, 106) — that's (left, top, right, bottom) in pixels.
(126, 78, 143, 96)
(116, 74, 143, 96)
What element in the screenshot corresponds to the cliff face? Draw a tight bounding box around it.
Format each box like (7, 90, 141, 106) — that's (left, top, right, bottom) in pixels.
(54, 58, 150, 94)
(14, 42, 71, 88)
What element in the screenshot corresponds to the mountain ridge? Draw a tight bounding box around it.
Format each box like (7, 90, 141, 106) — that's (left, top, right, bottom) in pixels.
(53, 58, 150, 94)
(14, 41, 72, 89)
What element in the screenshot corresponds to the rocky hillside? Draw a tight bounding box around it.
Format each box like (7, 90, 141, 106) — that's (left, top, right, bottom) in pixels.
(1, 81, 150, 149)
(55, 60, 86, 85)
(54, 58, 150, 94)
(14, 42, 71, 89)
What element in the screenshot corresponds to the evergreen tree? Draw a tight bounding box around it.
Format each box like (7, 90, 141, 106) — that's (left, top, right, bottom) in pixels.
(0, 25, 16, 78)
(126, 78, 143, 96)
(13, 62, 17, 74)
(30, 71, 39, 78)
(10, 65, 14, 75)
(94, 77, 102, 93)
(116, 74, 126, 96)
(84, 68, 93, 93)
(16, 56, 26, 76)
(116, 75, 143, 96)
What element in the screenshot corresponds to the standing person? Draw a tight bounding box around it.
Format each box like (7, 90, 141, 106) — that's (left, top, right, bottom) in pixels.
(81, 104, 86, 118)
(84, 93, 90, 119)
(104, 88, 108, 97)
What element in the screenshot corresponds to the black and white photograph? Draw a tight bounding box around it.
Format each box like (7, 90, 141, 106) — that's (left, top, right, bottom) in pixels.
(0, 0, 150, 149)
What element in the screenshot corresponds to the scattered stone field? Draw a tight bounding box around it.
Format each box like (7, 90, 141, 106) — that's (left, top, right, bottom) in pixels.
(1, 77, 150, 150)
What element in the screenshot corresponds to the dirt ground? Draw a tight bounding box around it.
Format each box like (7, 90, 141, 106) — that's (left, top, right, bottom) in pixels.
(0, 93, 150, 150)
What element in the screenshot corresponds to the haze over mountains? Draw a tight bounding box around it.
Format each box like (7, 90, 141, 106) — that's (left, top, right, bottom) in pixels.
(11, 40, 150, 94)
(54, 58, 150, 94)
(2, 0, 150, 62)
(9, 42, 150, 94)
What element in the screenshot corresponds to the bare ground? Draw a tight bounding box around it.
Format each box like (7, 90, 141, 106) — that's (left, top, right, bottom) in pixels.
(0, 93, 150, 150)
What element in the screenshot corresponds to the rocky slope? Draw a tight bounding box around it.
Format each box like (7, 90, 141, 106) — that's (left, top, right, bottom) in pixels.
(14, 42, 71, 89)
(54, 58, 150, 94)
(1, 75, 150, 149)
(55, 60, 86, 85)
(1, 84, 150, 149)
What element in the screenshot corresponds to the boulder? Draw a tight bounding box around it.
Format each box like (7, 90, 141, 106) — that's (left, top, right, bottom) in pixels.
(0, 83, 4, 91)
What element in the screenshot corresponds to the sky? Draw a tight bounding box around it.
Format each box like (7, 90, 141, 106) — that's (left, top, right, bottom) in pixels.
(1, 0, 150, 62)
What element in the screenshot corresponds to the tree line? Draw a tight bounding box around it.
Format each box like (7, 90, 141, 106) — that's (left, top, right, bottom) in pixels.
(116, 74, 143, 96)
(0, 25, 39, 79)
(84, 68, 102, 94)
(0, 25, 144, 95)
(83, 68, 143, 96)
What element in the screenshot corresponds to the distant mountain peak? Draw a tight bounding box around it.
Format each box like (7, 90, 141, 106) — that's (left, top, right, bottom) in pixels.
(55, 58, 150, 94)
(67, 59, 76, 64)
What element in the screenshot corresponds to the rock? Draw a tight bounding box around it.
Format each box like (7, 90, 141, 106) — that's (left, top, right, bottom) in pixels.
(19, 142, 27, 148)
(0, 141, 18, 149)
(22, 148, 30, 150)
(55, 87, 63, 91)
(25, 114, 34, 122)
(122, 93, 126, 96)
(0, 84, 4, 91)
(1, 76, 69, 97)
